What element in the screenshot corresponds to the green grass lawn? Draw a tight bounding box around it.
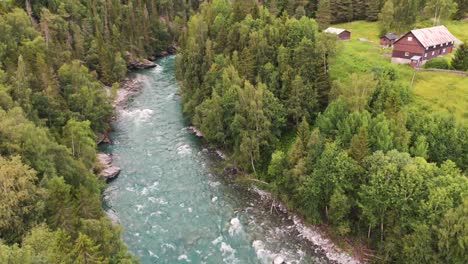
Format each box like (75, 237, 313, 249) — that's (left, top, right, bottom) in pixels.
(412, 72, 468, 124)
(333, 21, 381, 42)
(328, 20, 468, 125)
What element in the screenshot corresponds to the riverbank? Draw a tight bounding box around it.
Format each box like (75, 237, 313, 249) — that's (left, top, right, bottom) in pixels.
(96, 65, 148, 178)
(189, 128, 364, 264)
(99, 56, 364, 263)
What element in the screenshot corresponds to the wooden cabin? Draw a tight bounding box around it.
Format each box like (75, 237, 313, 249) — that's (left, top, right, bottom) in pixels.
(324, 27, 351, 40)
(391, 25, 457, 65)
(380, 33, 397, 47)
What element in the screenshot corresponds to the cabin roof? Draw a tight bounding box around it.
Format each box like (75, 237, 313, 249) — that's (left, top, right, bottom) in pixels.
(382, 33, 397, 40)
(324, 27, 348, 35)
(407, 25, 457, 48)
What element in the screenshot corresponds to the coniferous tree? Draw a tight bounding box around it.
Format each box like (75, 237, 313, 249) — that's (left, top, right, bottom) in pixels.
(452, 42, 468, 71)
(316, 0, 331, 29)
(378, 0, 395, 35)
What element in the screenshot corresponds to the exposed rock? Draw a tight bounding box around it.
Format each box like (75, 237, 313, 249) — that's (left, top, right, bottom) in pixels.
(96, 132, 111, 144)
(124, 52, 157, 70)
(115, 76, 144, 108)
(187, 126, 204, 137)
(167, 45, 178, 54)
(273, 256, 286, 264)
(216, 150, 227, 160)
(224, 166, 239, 176)
(156, 45, 177, 58)
(97, 152, 121, 181)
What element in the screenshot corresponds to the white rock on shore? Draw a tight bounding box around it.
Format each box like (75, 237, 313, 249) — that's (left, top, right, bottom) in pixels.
(97, 152, 121, 181)
(187, 126, 204, 137)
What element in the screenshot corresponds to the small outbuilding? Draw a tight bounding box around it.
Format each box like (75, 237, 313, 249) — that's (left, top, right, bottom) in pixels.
(324, 27, 351, 40)
(410, 56, 422, 68)
(380, 33, 397, 47)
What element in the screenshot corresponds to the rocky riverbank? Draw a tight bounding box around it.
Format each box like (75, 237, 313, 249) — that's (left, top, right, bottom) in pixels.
(97, 152, 121, 181)
(96, 69, 147, 179)
(187, 124, 363, 264)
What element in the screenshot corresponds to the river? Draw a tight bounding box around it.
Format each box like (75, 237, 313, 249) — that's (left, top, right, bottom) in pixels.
(102, 56, 352, 264)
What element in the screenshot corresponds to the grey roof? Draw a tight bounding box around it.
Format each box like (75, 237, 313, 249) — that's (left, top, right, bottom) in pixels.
(409, 25, 458, 48)
(382, 33, 397, 40)
(324, 27, 348, 35)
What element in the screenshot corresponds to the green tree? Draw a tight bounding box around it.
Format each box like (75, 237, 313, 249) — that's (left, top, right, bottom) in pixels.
(378, 0, 394, 35)
(349, 126, 370, 162)
(0, 156, 44, 243)
(62, 119, 96, 168)
(329, 188, 351, 235)
(194, 90, 225, 143)
(437, 197, 468, 263)
(71, 233, 105, 264)
(316, 0, 331, 29)
(425, 0, 458, 25)
(410, 135, 429, 159)
(451, 42, 468, 71)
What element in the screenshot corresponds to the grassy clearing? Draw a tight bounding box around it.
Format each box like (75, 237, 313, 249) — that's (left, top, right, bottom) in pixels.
(328, 20, 468, 124)
(333, 21, 381, 42)
(412, 72, 468, 124)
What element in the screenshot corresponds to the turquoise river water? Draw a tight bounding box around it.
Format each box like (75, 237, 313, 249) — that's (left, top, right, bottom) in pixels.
(102, 56, 349, 264)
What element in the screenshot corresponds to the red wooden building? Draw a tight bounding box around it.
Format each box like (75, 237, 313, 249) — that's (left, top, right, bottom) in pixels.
(391, 25, 457, 66)
(324, 27, 351, 40)
(380, 33, 397, 47)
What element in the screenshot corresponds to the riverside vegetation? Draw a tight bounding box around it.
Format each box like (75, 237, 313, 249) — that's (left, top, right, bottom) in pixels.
(0, 0, 467, 263)
(176, 0, 467, 263)
(0, 0, 200, 262)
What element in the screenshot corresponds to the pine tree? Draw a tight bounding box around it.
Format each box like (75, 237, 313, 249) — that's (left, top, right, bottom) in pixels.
(451, 42, 468, 71)
(378, 0, 395, 35)
(288, 75, 307, 124)
(352, 0, 366, 20)
(316, 0, 331, 30)
(349, 126, 370, 162)
(72, 233, 105, 264)
(410, 135, 429, 159)
(365, 0, 383, 21)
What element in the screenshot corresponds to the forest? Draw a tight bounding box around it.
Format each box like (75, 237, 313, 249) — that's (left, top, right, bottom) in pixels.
(0, 0, 199, 262)
(0, 0, 466, 263)
(176, 0, 468, 262)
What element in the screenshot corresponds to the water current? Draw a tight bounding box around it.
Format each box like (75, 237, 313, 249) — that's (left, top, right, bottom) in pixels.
(102, 56, 354, 264)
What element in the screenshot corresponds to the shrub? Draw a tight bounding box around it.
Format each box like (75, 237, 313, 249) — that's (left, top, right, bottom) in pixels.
(424, 57, 450, 69)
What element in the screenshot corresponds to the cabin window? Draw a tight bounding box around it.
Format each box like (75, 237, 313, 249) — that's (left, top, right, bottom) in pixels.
(424, 53, 427, 57)
(432, 51, 435, 55)
(408, 37, 413, 41)
(443, 48, 446, 53)
(405, 52, 410, 57)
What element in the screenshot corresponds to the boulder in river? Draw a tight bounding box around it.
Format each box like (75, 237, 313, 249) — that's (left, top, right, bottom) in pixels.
(125, 52, 157, 70)
(97, 152, 121, 181)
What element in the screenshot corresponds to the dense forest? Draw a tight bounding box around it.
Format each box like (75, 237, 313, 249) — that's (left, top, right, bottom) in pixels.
(177, 0, 467, 262)
(1, 0, 467, 263)
(0, 0, 200, 262)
